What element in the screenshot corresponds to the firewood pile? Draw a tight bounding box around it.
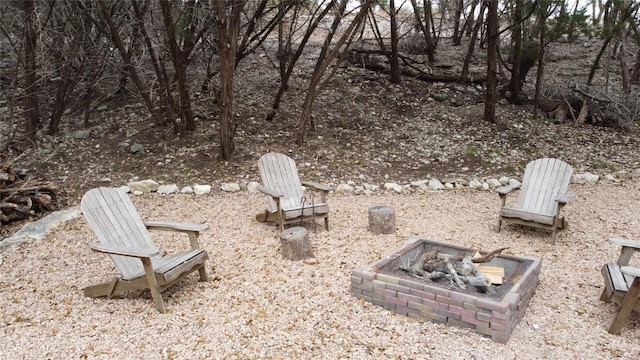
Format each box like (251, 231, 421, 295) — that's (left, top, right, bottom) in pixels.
(397, 247, 509, 295)
(0, 159, 57, 228)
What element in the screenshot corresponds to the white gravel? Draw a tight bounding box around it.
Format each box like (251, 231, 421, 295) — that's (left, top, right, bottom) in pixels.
(1, 181, 640, 359)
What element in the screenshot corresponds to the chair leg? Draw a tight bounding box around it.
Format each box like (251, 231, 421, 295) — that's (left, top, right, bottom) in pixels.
(551, 226, 558, 245)
(608, 277, 640, 335)
(84, 277, 119, 298)
(324, 215, 330, 231)
(198, 266, 209, 282)
(141, 258, 166, 313)
(496, 217, 502, 232)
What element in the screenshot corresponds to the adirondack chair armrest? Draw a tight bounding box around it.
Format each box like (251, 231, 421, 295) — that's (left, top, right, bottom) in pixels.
(301, 180, 333, 192)
(256, 184, 284, 199)
(144, 220, 209, 233)
(496, 184, 520, 196)
(556, 191, 575, 204)
(609, 237, 640, 250)
(620, 266, 640, 278)
(88, 242, 160, 258)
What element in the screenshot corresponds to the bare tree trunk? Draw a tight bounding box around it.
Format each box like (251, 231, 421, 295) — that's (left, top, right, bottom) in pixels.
(452, 0, 464, 45)
(48, 79, 72, 135)
(389, 0, 400, 84)
(484, 0, 498, 124)
(296, 0, 373, 146)
(160, 0, 195, 132)
(588, 34, 614, 86)
(269, 0, 336, 121)
(216, 0, 244, 160)
(509, 0, 523, 105)
(409, 0, 435, 62)
(631, 48, 640, 84)
(618, 27, 630, 93)
(91, 0, 163, 126)
(460, 2, 486, 82)
(130, 0, 172, 127)
(23, 0, 39, 143)
(533, 3, 546, 120)
(462, 0, 479, 37)
(588, 0, 639, 85)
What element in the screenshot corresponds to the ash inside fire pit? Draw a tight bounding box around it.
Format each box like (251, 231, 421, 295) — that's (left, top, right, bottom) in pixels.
(351, 238, 541, 343)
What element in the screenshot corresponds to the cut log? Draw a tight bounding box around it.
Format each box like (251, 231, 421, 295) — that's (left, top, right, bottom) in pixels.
(279, 226, 313, 261)
(368, 205, 395, 235)
(476, 265, 505, 285)
(575, 100, 589, 125)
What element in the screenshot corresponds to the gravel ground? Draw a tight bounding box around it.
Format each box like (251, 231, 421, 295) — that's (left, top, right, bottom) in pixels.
(2, 181, 640, 359)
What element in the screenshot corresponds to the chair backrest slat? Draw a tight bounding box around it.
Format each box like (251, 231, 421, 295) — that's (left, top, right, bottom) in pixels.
(81, 187, 157, 279)
(517, 158, 572, 216)
(258, 152, 304, 211)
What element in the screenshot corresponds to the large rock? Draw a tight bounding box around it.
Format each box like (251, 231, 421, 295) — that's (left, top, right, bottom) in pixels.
(0, 208, 82, 252)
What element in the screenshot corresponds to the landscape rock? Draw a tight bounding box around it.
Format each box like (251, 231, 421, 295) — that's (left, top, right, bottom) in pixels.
(499, 176, 511, 185)
(74, 130, 91, 139)
(384, 182, 404, 193)
(130, 143, 145, 153)
(468, 179, 482, 189)
(0, 208, 81, 252)
(363, 183, 379, 191)
(336, 183, 354, 192)
(246, 181, 260, 193)
(194, 184, 212, 195)
(157, 184, 179, 194)
(572, 172, 600, 184)
(410, 179, 429, 187)
(583, 172, 600, 183)
(428, 179, 444, 190)
(486, 178, 502, 189)
(180, 186, 194, 194)
(221, 182, 241, 192)
(508, 179, 522, 188)
(127, 179, 159, 193)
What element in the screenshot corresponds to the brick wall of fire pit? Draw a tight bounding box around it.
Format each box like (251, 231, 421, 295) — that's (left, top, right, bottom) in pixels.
(350, 238, 541, 344)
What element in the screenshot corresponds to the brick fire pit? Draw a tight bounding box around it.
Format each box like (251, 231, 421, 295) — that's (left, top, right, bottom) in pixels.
(350, 238, 541, 343)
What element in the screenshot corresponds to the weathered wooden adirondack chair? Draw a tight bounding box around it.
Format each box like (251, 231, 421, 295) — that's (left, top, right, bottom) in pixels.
(80, 187, 209, 313)
(255, 152, 332, 231)
(496, 158, 575, 244)
(600, 237, 640, 334)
